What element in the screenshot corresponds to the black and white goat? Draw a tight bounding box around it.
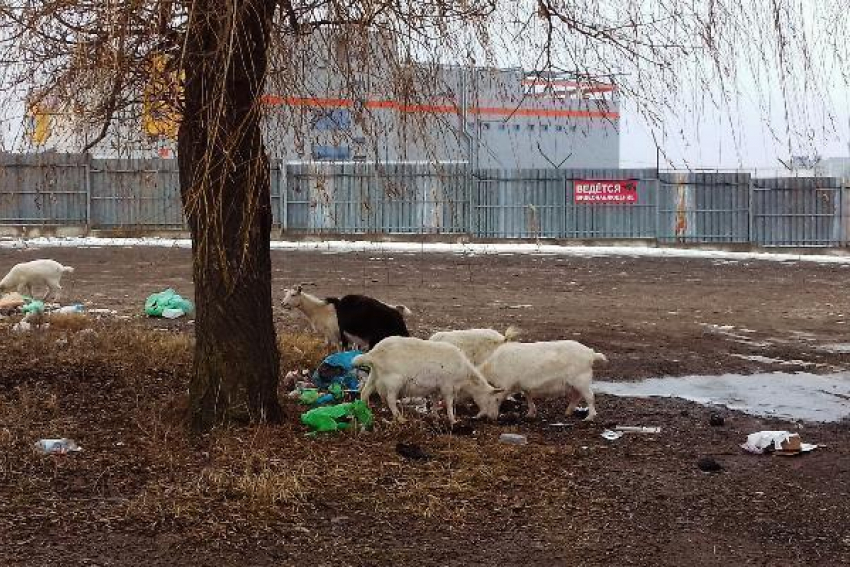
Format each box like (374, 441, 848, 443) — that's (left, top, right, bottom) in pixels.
(282, 285, 411, 350)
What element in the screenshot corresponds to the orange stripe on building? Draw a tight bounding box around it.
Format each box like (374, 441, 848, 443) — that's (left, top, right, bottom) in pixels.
(262, 95, 618, 119)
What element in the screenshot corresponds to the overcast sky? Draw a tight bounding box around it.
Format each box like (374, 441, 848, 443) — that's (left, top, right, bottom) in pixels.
(620, 84, 850, 171)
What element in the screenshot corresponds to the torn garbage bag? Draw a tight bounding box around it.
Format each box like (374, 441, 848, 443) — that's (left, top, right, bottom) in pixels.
(301, 400, 373, 433)
(312, 350, 363, 391)
(144, 289, 194, 318)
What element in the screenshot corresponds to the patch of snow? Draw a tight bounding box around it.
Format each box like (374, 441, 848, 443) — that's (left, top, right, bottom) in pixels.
(5, 237, 850, 265)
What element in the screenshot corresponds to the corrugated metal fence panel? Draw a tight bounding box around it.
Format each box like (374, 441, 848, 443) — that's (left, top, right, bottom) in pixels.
(284, 162, 469, 234)
(270, 160, 284, 227)
(473, 169, 566, 238)
(753, 177, 843, 246)
(842, 184, 850, 246)
(658, 172, 751, 242)
(565, 168, 658, 239)
(0, 153, 88, 225)
(90, 159, 184, 228)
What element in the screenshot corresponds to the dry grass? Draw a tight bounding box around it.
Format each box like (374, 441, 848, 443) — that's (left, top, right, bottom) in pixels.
(1, 318, 511, 531)
(278, 332, 331, 372)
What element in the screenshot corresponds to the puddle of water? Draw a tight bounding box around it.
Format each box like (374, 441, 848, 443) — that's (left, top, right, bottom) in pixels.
(596, 372, 850, 422)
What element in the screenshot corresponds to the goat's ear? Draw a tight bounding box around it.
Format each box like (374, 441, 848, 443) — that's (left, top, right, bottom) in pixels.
(294, 284, 302, 294)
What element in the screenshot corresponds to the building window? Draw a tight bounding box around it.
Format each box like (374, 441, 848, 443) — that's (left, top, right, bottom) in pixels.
(311, 109, 351, 131)
(555, 125, 563, 132)
(483, 123, 491, 130)
(542, 125, 549, 131)
(513, 124, 520, 131)
(498, 124, 506, 131)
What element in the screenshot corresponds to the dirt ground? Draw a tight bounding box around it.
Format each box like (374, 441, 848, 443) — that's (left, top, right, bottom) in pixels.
(1, 245, 850, 566)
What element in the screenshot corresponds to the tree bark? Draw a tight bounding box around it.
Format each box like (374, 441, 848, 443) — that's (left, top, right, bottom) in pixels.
(178, 0, 281, 431)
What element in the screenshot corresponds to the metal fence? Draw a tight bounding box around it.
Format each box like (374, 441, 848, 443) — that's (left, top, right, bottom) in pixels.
(2, 153, 849, 247)
(658, 172, 751, 243)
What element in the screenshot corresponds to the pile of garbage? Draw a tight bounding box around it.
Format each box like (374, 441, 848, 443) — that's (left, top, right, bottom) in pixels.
(741, 431, 818, 456)
(1, 290, 107, 332)
(288, 349, 373, 434)
(144, 289, 194, 319)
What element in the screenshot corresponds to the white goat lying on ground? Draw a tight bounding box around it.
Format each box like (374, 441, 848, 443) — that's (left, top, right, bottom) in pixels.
(429, 326, 521, 366)
(0, 259, 74, 302)
(478, 340, 606, 421)
(355, 336, 502, 424)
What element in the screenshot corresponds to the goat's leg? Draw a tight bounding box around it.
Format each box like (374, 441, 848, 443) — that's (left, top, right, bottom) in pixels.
(525, 394, 538, 419)
(565, 387, 583, 416)
(47, 283, 61, 304)
(572, 374, 597, 421)
(386, 390, 406, 423)
(443, 392, 457, 425)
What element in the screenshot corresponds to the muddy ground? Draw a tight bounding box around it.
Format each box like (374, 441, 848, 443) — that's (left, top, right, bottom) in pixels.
(1, 245, 849, 566)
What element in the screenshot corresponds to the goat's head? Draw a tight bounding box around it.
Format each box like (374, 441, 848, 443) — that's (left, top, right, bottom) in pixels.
(281, 284, 303, 309)
(473, 386, 504, 421)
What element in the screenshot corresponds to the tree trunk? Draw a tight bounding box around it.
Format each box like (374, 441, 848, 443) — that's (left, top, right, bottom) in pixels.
(177, 0, 281, 431)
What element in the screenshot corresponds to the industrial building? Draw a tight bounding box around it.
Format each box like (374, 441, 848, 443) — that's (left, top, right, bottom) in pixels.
(18, 29, 621, 169)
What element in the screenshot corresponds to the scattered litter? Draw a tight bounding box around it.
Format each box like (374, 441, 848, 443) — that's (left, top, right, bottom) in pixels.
(22, 299, 45, 315)
(615, 426, 661, 434)
(34, 438, 82, 455)
(709, 413, 725, 427)
(312, 350, 363, 391)
(601, 430, 624, 441)
(741, 431, 817, 456)
(506, 304, 533, 310)
(144, 289, 194, 318)
(300, 400, 373, 434)
(396, 442, 431, 461)
(697, 457, 722, 473)
(12, 320, 31, 333)
(297, 388, 320, 405)
(400, 397, 429, 415)
(88, 308, 118, 316)
(499, 433, 528, 445)
(547, 422, 573, 428)
(161, 308, 185, 319)
(53, 304, 84, 315)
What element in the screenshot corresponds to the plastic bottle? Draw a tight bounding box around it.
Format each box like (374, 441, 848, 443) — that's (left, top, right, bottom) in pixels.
(55, 304, 84, 314)
(499, 433, 528, 445)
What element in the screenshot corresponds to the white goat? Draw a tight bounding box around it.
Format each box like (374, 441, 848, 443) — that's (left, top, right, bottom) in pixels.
(0, 259, 74, 302)
(429, 326, 521, 366)
(478, 340, 606, 421)
(355, 336, 502, 424)
(281, 285, 341, 347)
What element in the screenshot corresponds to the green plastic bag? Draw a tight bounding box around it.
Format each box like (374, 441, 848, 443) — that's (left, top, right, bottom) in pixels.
(298, 388, 320, 405)
(22, 299, 45, 315)
(300, 400, 373, 434)
(144, 289, 195, 317)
